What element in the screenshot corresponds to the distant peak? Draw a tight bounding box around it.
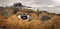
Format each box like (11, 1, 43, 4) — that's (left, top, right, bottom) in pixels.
(13, 2, 22, 7)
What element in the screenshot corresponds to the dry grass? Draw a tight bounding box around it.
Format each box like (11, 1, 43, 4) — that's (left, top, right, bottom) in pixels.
(0, 7, 60, 29)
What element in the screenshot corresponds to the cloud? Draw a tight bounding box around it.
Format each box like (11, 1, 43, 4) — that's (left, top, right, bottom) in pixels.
(0, 0, 60, 14)
(0, 0, 19, 6)
(19, 0, 53, 7)
(52, 0, 60, 6)
(0, 0, 60, 7)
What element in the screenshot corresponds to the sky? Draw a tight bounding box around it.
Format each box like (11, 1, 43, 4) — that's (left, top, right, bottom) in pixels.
(19, 0, 54, 7)
(0, 0, 60, 7)
(0, 0, 60, 14)
(52, 0, 60, 6)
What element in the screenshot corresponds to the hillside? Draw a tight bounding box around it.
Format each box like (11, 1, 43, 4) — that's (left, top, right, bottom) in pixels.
(0, 3, 60, 29)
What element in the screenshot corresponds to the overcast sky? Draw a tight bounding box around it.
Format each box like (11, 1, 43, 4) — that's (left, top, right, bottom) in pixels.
(0, 0, 60, 7)
(0, 0, 60, 14)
